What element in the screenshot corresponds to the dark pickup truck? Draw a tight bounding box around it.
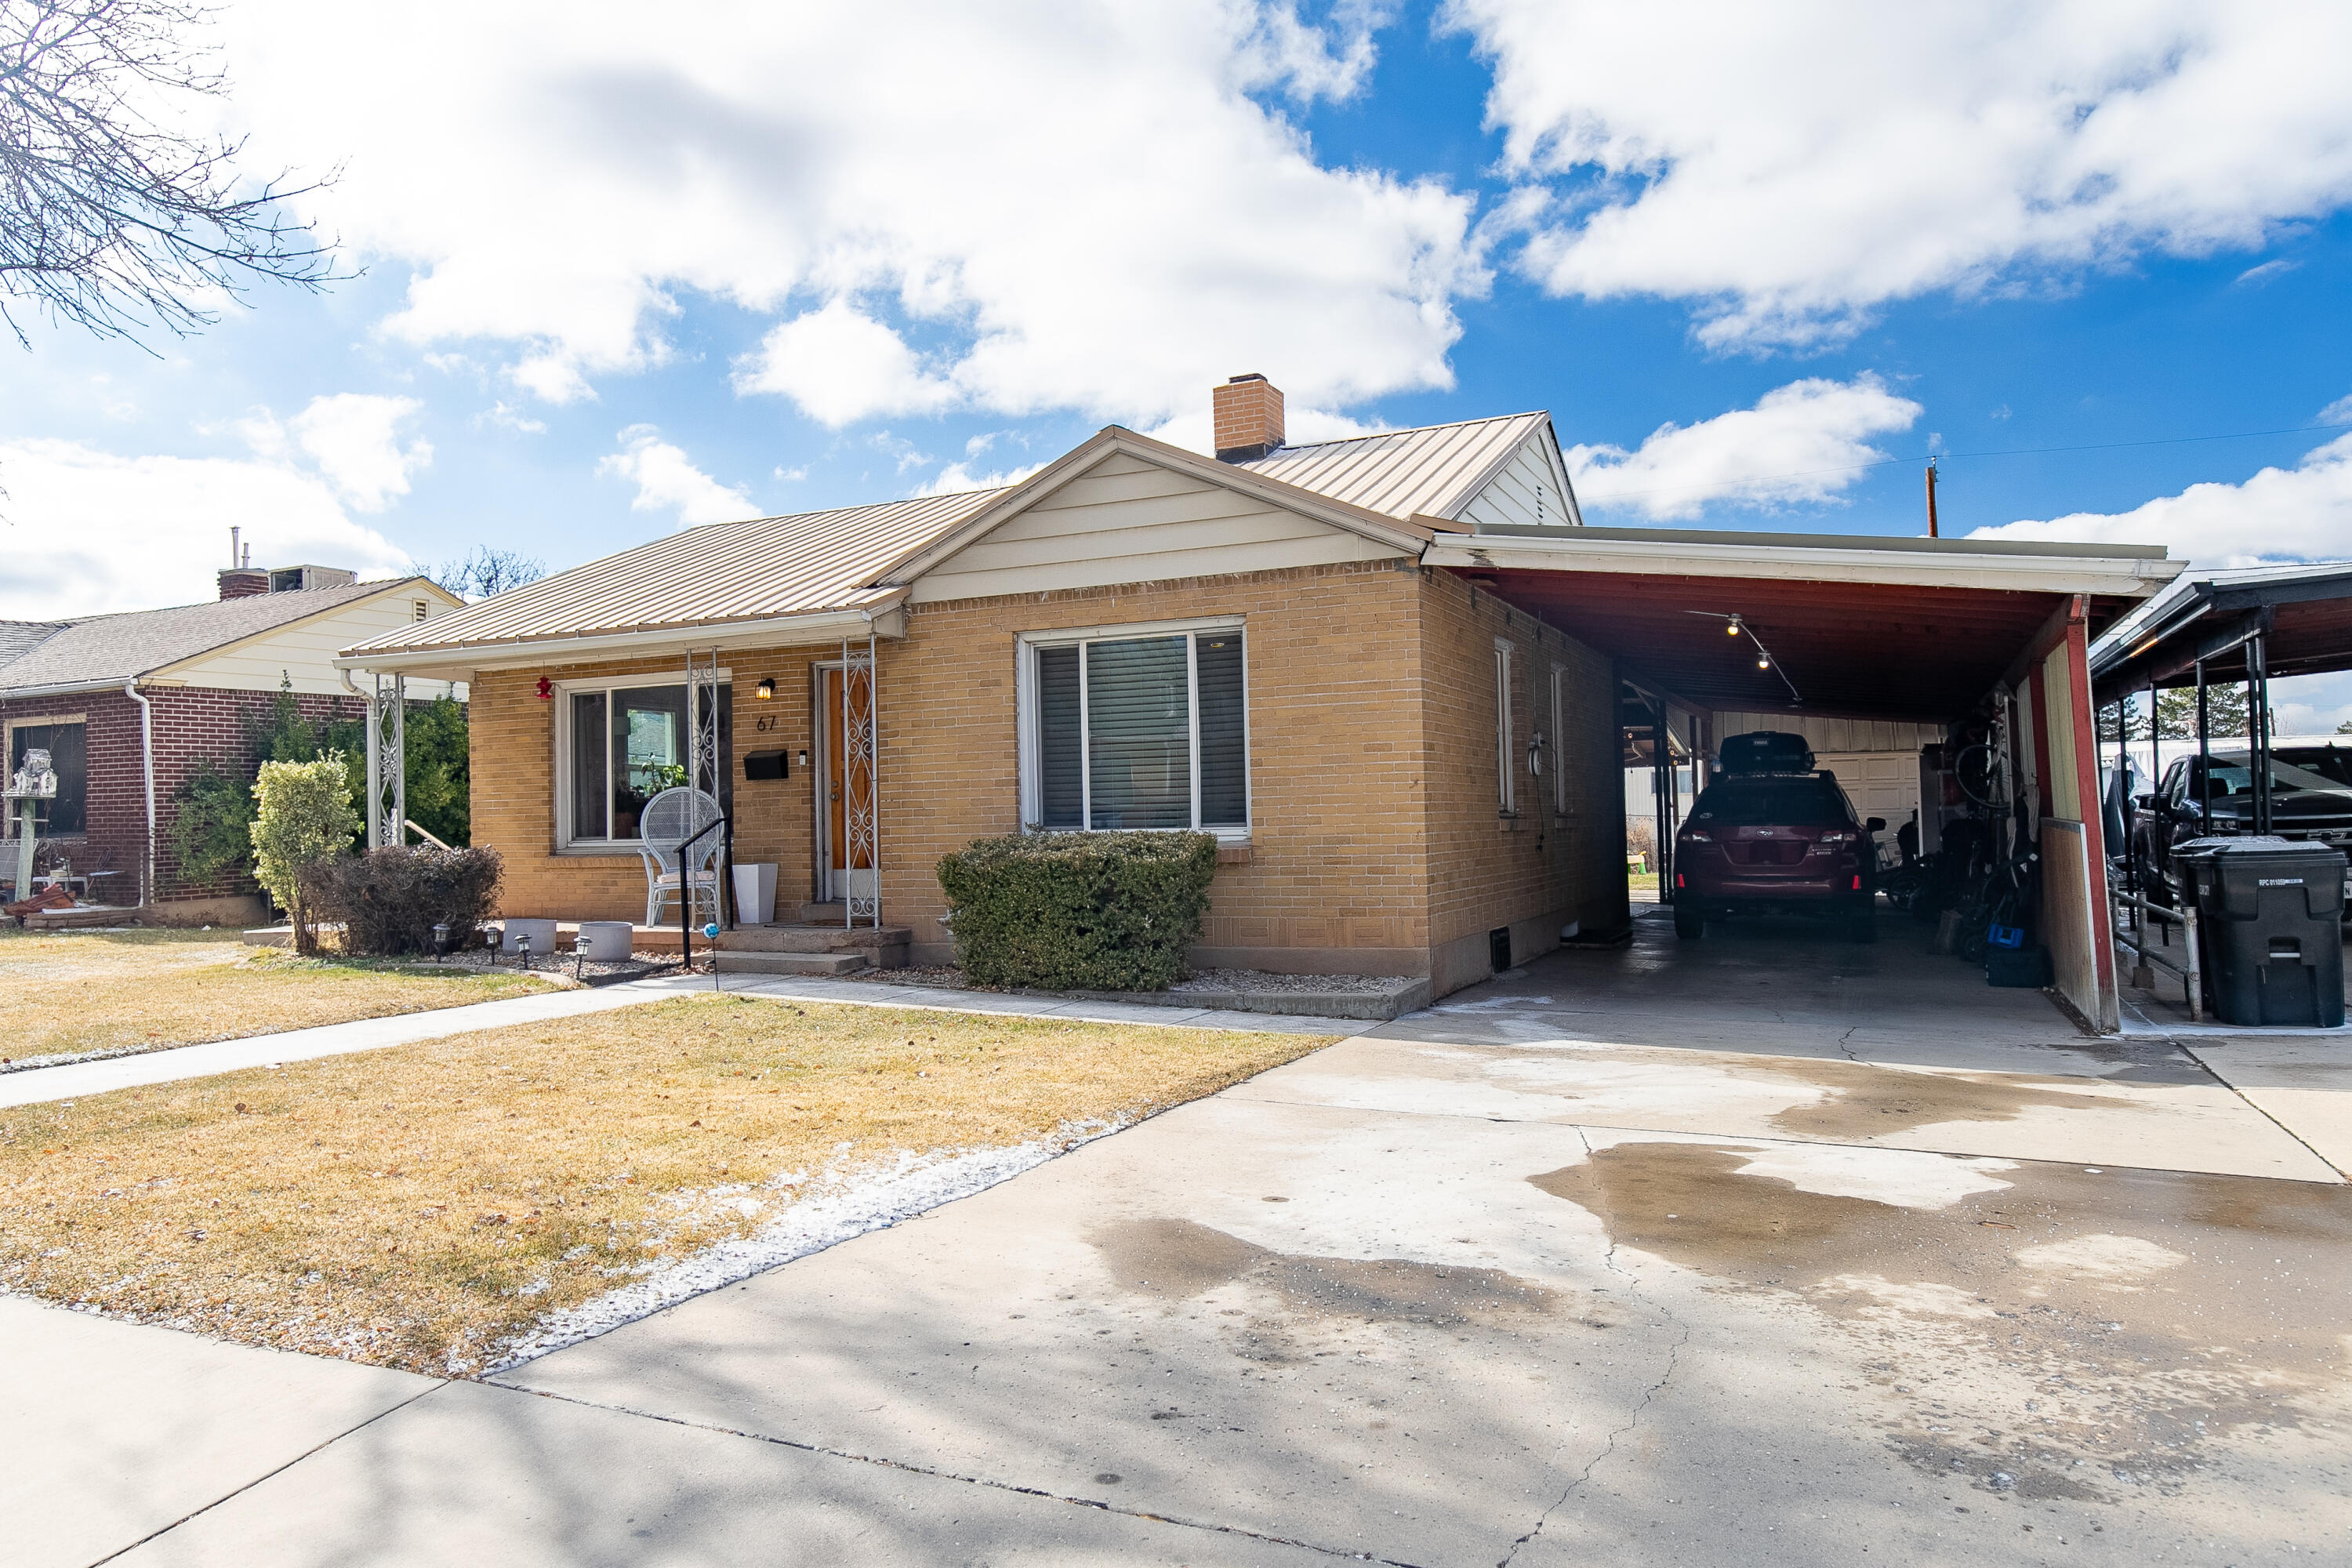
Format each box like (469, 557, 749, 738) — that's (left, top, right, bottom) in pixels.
(2129, 746, 2352, 903)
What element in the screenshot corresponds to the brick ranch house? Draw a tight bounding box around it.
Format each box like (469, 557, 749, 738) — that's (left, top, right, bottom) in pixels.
(338, 379, 1621, 995)
(336, 377, 2176, 1011)
(2, 568, 464, 922)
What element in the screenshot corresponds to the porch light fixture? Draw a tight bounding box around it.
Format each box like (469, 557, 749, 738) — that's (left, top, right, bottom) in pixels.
(755, 677, 775, 700)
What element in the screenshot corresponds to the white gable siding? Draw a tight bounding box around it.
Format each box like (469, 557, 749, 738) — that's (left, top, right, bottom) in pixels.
(162, 588, 467, 698)
(908, 451, 1406, 604)
(1454, 434, 1579, 532)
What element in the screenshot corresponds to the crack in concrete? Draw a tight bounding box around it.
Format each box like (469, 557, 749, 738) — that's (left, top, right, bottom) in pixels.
(1835, 1025, 1864, 1063)
(511, 1384, 1428, 1566)
(1497, 1125, 1690, 1568)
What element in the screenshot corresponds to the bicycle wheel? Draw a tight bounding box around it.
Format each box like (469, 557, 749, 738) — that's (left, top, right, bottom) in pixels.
(1953, 743, 2002, 809)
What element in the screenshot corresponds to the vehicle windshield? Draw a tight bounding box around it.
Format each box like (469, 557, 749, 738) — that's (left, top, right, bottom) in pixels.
(2194, 748, 2352, 800)
(1690, 778, 1855, 828)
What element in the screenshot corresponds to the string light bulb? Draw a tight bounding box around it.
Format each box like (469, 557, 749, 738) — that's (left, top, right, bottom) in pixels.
(1757, 655, 1771, 670)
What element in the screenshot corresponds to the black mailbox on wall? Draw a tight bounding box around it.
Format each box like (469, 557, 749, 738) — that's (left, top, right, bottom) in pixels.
(744, 750, 789, 781)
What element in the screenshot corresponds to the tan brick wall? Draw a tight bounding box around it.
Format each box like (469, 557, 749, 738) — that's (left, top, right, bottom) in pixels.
(1412, 568, 1624, 992)
(465, 556, 1621, 997)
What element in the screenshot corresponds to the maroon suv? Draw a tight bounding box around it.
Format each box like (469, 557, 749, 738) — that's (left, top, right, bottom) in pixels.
(1672, 771, 1882, 942)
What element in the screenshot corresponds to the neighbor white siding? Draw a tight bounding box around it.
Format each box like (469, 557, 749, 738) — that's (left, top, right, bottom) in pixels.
(1453, 434, 1580, 532)
(908, 451, 1406, 604)
(162, 587, 467, 697)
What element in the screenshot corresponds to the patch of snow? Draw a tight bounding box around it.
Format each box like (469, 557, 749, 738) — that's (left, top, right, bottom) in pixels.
(2014, 1232, 2187, 1284)
(488, 1118, 1124, 1370)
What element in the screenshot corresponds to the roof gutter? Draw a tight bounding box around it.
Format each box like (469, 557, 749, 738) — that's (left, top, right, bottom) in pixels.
(336, 602, 908, 675)
(0, 675, 158, 703)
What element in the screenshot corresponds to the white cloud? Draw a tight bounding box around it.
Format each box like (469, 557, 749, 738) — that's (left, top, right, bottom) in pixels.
(216, 2, 1478, 425)
(1969, 432, 2352, 566)
(478, 401, 548, 435)
(596, 425, 757, 527)
(286, 394, 432, 510)
(0, 437, 411, 617)
(733, 301, 956, 427)
(2320, 393, 2352, 426)
(1566, 375, 1922, 521)
(913, 459, 1047, 497)
(1448, 2, 2352, 347)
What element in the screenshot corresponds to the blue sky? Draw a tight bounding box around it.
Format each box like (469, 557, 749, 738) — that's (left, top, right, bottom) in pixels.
(5, 2, 2350, 713)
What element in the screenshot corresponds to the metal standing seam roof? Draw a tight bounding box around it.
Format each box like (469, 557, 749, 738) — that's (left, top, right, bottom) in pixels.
(1234, 412, 1549, 522)
(0, 581, 405, 696)
(343, 488, 1008, 658)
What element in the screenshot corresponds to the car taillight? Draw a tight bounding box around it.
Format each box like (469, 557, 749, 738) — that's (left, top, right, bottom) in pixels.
(1675, 873, 1685, 888)
(1851, 874, 1863, 891)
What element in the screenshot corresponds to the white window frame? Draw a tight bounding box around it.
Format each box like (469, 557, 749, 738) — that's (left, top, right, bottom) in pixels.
(1015, 615, 1250, 844)
(550, 671, 726, 851)
(1494, 638, 1516, 817)
(3, 712, 86, 840)
(1550, 665, 1573, 817)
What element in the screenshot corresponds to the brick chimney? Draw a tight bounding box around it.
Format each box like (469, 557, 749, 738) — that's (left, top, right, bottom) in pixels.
(1213, 373, 1284, 462)
(217, 569, 269, 600)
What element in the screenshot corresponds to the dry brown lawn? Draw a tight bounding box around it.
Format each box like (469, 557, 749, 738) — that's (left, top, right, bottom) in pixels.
(0, 929, 555, 1067)
(0, 995, 1329, 1374)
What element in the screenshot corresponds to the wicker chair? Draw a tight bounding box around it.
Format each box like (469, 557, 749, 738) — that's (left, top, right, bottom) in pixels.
(637, 786, 725, 927)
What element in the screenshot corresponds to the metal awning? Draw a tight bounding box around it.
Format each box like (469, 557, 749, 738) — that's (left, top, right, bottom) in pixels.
(2089, 561, 2352, 701)
(1435, 526, 2180, 722)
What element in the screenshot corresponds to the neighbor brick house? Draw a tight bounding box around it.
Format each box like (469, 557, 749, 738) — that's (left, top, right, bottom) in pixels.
(339, 379, 1622, 995)
(1, 568, 464, 920)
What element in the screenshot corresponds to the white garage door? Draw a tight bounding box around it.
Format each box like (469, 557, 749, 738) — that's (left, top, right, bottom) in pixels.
(1815, 751, 1921, 829)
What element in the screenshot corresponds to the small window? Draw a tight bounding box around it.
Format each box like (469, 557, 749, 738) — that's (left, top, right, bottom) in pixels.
(1495, 640, 1515, 815)
(1025, 624, 1247, 835)
(7, 719, 87, 837)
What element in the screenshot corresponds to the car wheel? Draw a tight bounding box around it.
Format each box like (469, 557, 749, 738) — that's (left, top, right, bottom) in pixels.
(1846, 909, 1877, 944)
(1674, 906, 1705, 939)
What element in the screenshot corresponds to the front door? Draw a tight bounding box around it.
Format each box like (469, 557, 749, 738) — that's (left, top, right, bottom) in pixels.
(821, 666, 877, 904)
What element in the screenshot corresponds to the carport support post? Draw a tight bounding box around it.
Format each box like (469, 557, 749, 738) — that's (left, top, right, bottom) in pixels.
(2249, 633, 2273, 836)
(2195, 661, 2210, 831)
(1653, 703, 1671, 895)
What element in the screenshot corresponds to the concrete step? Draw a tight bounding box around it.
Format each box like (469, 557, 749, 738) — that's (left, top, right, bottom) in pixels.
(719, 924, 912, 954)
(713, 950, 869, 977)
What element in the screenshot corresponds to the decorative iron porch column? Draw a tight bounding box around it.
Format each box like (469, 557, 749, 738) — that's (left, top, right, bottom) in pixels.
(365, 671, 405, 848)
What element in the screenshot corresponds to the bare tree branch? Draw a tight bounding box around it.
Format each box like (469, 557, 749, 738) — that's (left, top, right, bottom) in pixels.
(0, 0, 350, 348)
(419, 546, 547, 602)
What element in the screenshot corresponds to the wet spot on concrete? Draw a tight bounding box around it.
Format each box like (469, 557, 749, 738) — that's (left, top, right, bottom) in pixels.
(1089, 1216, 1562, 1326)
(1529, 1138, 2352, 1499)
(1735, 1057, 2125, 1138)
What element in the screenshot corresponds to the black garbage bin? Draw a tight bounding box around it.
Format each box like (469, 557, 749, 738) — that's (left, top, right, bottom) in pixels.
(2176, 837, 2347, 1028)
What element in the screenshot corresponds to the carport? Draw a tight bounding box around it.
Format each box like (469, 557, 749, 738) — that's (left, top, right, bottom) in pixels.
(1426, 524, 2184, 1033)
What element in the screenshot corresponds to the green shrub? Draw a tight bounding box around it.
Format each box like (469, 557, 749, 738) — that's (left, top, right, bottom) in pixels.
(936, 831, 1218, 992)
(301, 846, 503, 956)
(169, 759, 258, 886)
(250, 754, 360, 953)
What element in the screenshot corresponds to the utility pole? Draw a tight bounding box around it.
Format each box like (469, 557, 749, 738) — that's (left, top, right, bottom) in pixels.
(1925, 457, 1940, 539)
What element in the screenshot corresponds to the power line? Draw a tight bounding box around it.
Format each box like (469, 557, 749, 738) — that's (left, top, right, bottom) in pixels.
(1577, 418, 2352, 503)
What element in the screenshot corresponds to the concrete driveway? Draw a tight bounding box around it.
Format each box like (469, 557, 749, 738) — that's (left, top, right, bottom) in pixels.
(20, 910, 2352, 1565)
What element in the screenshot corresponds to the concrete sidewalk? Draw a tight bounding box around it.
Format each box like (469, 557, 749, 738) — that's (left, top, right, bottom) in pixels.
(0, 973, 1363, 1111)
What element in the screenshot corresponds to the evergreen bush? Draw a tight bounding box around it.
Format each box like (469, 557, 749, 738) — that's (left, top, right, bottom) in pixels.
(301, 846, 504, 956)
(936, 831, 1218, 992)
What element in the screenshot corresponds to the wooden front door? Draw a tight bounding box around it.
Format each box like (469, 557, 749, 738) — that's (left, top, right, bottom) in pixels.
(822, 666, 876, 902)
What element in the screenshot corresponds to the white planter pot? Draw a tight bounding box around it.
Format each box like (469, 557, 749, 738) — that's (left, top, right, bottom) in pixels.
(575, 920, 634, 960)
(500, 917, 557, 957)
(733, 862, 778, 925)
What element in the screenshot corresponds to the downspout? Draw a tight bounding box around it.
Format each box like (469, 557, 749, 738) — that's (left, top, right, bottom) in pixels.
(125, 679, 156, 911)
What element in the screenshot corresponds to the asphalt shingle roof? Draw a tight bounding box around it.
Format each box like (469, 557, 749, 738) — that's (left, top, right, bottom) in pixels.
(0, 582, 396, 695)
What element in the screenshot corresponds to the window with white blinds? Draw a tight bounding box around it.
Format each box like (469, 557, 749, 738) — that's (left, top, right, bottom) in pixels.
(1027, 624, 1248, 834)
